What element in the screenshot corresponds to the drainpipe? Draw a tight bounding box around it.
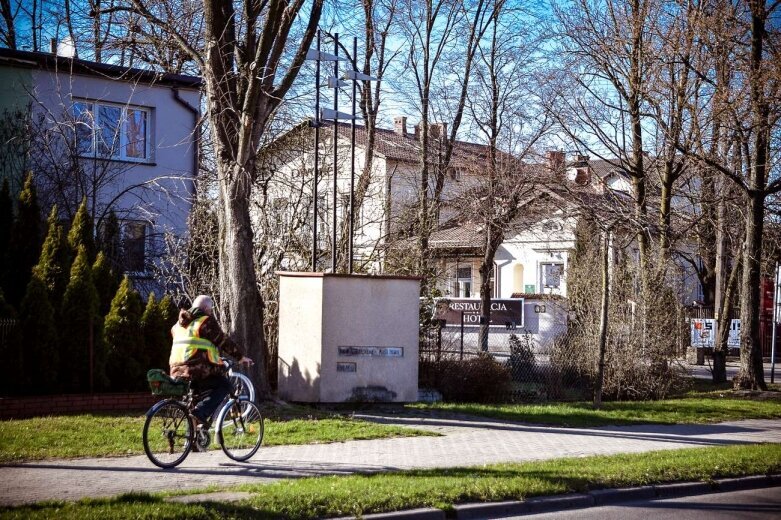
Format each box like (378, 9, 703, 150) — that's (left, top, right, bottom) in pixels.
(171, 87, 200, 201)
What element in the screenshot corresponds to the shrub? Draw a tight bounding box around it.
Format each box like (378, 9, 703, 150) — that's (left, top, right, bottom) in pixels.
(508, 332, 537, 382)
(420, 353, 513, 403)
(98, 210, 121, 270)
(60, 246, 104, 392)
(0, 178, 12, 290)
(0, 289, 21, 395)
(6, 172, 42, 307)
(19, 275, 58, 394)
(67, 198, 96, 264)
(92, 251, 120, 317)
(141, 292, 170, 370)
(34, 205, 71, 308)
(104, 276, 146, 391)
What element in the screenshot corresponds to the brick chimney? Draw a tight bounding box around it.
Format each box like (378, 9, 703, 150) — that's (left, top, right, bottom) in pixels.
(394, 116, 407, 136)
(429, 122, 448, 142)
(546, 150, 565, 174)
(413, 124, 420, 140)
(574, 155, 591, 185)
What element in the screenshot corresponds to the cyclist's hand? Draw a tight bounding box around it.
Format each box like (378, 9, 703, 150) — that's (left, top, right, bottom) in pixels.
(239, 356, 254, 366)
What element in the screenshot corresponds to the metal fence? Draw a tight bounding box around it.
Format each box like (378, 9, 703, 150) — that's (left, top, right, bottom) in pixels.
(420, 316, 586, 402)
(0, 318, 17, 348)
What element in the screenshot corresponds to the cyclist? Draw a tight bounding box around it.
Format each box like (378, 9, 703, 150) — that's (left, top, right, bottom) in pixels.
(169, 295, 253, 430)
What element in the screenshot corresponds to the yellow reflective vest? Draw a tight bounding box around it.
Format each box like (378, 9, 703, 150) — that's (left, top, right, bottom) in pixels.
(169, 316, 221, 366)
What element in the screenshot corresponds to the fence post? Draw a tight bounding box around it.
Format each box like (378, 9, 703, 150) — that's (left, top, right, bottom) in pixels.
(436, 321, 442, 361)
(460, 311, 465, 360)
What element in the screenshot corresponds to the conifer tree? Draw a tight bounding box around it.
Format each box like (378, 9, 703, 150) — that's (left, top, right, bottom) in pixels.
(60, 246, 103, 392)
(141, 292, 169, 370)
(159, 294, 178, 328)
(19, 275, 58, 394)
(98, 210, 121, 270)
(0, 179, 12, 293)
(92, 252, 120, 317)
(7, 172, 42, 307)
(104, 276, 146, 391)
(68, 198, 96, 264)
(34, 206, 72, 309)
(0, 289, 21, 395)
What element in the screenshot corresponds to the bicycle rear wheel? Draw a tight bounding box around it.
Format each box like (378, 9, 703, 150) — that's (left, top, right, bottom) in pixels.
(143, 400, 193, 468)
(216, 398, 264, 462)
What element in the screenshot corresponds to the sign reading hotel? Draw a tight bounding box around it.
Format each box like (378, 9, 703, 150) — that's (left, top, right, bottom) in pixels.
(434, 298, 524, 328)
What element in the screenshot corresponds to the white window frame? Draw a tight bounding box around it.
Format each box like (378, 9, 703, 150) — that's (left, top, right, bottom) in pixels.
(539, 262, 564, 292)
(455, 264, 472, 298)
(72, 99, 152, 163)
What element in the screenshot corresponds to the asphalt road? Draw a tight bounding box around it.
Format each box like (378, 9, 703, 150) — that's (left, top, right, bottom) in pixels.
(688, 361, 779, 381)
(510, 486, 781, 520)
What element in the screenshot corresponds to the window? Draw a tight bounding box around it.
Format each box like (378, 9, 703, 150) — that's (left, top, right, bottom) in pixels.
(455, 265, 472, 297)
(72, 100, 150, 162)
(449, 168, 462, 181)
(540, 263, 563, 290)
(123, 221, 147, 273)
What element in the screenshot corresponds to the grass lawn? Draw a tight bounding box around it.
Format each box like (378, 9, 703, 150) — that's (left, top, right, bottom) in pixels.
(2, 443, 780, 519)
(408, 386, 781, 428)
(0, 412, 437, 463)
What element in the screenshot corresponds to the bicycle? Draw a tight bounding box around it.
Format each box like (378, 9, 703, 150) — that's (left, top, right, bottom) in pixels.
(143, 370, 264, 469)
(223, 357, 256, 404)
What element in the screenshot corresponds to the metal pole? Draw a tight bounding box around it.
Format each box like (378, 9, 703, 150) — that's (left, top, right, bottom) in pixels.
(460, 311, 465, 360)
(312, 29, 321, 272)
(772, 262, 779, 383)
(349, 37, 357, 274)
(331, 32, 339, 273)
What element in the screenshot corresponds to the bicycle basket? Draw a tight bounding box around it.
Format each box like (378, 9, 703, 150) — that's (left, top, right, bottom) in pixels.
(146, 369, 189, 396)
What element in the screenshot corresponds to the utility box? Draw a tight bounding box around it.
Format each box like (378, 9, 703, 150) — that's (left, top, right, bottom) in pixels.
(277, 272, 420, 403)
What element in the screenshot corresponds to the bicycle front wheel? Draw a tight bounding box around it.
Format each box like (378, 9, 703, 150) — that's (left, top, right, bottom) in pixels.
(216, 398, 264, 462)
(229, 371, 256, 404)
(142, 400, 193, 468)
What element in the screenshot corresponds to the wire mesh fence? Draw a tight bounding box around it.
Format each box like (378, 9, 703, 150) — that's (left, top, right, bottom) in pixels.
(0, 318, 17, 349)
(420, 304, 589, 402)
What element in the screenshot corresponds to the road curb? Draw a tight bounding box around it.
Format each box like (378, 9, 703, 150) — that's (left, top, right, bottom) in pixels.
(339, 508, 445, 520)
(338, 474, 781, 519)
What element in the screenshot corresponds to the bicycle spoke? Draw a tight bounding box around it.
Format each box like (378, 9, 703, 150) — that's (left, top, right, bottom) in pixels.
(143, 401, 193, 468)
(218, 399, 264, 462)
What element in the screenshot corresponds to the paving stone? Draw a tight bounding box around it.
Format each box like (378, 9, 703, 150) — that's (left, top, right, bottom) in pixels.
(1, 417, 780, 506)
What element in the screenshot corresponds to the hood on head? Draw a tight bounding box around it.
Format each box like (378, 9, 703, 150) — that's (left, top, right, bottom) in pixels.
(178, 307, 205, 327)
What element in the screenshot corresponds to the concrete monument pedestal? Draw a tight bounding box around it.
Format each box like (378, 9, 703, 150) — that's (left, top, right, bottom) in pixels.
(277, 272, 420, 403)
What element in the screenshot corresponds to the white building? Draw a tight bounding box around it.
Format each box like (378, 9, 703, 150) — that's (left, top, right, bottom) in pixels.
(261, 119, 704, 307)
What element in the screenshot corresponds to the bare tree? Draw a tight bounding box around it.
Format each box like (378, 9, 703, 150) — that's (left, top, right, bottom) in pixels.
(95, 0, 324, 398)
(680, 0, 780, 390)
(398, 0, 495, 284)
(459, 0, 549, 350)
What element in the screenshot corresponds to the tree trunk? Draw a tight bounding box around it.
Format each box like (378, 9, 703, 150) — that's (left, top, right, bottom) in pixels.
(713, 254, 740, 383)
(594, 229, 610, 409)
(478, 226, 503, 352)
(733, 189, 767, 390)
(733, 2, 769, 391)
(218, 166, 271, 398)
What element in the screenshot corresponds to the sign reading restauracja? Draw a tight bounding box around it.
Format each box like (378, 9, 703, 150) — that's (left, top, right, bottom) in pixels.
(434, 298, 525, 328)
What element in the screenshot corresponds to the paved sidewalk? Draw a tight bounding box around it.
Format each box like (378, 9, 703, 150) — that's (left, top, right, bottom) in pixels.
(2, 416, 780, 506)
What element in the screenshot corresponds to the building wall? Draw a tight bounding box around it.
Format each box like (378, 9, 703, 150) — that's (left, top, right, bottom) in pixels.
(0, 65, 34, 192)
(29, 69, 199, 235)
